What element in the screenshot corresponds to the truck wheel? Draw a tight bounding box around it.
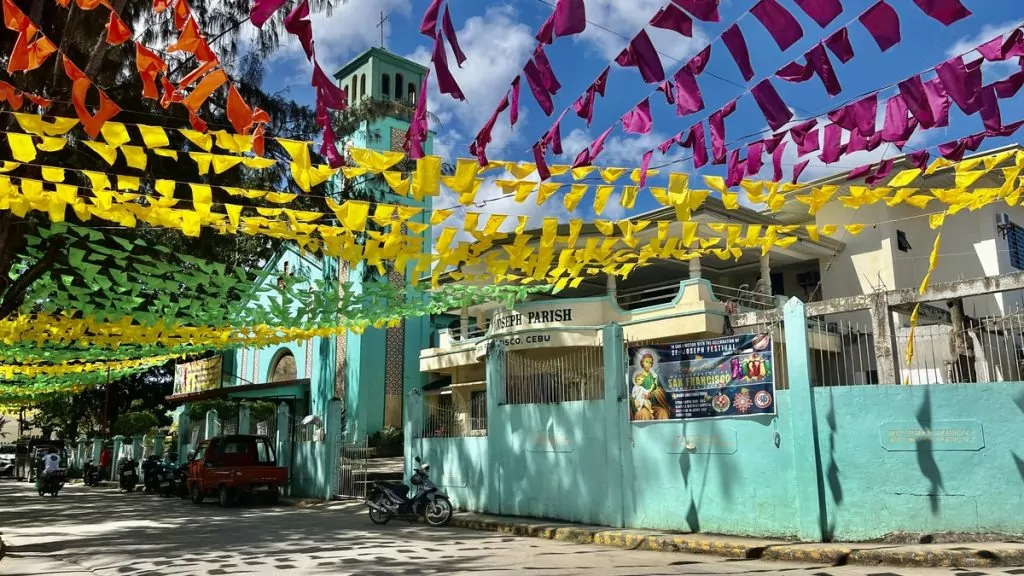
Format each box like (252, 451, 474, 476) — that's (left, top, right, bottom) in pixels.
(266, 489, 280, 506)
(218, 485, 233, 508)
(190, 484, 204, 505)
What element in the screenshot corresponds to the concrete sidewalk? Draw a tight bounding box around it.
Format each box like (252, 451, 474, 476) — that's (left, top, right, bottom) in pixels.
(281, 498, 1024, 569)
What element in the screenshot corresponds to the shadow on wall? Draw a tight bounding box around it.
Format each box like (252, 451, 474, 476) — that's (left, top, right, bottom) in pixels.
(915, 386, 944, 515)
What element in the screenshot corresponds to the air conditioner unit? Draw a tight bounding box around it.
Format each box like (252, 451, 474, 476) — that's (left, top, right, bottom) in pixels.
(998, 212, 1011, 225)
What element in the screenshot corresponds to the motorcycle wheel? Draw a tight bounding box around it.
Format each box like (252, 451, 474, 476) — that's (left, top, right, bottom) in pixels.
(423, 497, 453, 527)
(190, 484, 204, 505)
(368, 498, 391, 525)
(37, 487, 44, 496)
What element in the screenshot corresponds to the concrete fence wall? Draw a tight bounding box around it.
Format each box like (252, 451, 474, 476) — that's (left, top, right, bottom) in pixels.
(414, 299, 1024, 542)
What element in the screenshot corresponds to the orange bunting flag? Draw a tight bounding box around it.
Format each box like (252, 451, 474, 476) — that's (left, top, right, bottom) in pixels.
(173, 0, 190, 30)
(226, 84, 253, 134)
(252, 123, 265, 156)
(167, 16, 217, 62)
(159, 76, 183, 109)
(153, 0, 172, 13)
(105, 12, 132, 45)
(63, 56, 121, 138)
(75, 0, 112, 9)
(188, 109, 207, 132)
(24, 92, 51, 107)
(54, 0, 70, 6)
(4, 0, 56, 74)
(135, 42, 167, 100)
(184, 68, 227, 112)
(3, 0, 27, 29)
(179, 59, 216, 89)
(0, 81, 23, 109)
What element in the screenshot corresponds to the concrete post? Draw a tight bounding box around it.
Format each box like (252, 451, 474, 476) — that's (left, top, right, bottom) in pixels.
(75, 438, 87, 468)
(483, 342, 507, 515)
(177, 410, 191, 462)
(111, 435, 125, 481)
(130, 435, 144, 460)
(324, 399, 343, 500)
(205, 409, 218, 440)
(688, 255, 702, 279)
(760, 253, 772, 295)
(238, 405, 252, 435)
(869, 292, 900, 385)
(601, 323, 631, 528)
(782, 298, 825, 541)
(460, 307, 470, 340)
(276, 402, 292, 495)
(153, 435, 164, 459)
(91, 438, 103, 463)
(606, 274, 617, 299)
(141, 435, 152, 459)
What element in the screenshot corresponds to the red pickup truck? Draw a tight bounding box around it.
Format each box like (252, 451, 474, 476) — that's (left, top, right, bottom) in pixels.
(188, 435, 288, 507)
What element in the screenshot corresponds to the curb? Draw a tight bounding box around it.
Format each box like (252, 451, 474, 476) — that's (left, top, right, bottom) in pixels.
(447, 516, 1024, 569)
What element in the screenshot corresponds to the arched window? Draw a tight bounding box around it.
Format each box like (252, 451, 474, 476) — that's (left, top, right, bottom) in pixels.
(359, 74, 366, 98)
(408, 83, 416, 103)
(351, 78, 357, 101)
(395, 73, 404, 100)
(381, 74, 391, 97)
(268, 349, 297, 382)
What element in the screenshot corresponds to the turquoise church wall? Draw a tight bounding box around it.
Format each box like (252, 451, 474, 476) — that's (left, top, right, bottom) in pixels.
(413, 303, 1024, 541)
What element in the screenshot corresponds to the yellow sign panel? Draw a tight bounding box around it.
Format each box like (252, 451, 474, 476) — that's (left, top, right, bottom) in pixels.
(173, 356, 223, 396)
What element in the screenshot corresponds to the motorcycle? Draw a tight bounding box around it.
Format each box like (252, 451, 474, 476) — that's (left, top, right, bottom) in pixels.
(82, 460, 101, 487)
(37, 469, 66, 497)
(365, 456, 453, 527)
(142, 455, 162, 494)
(118, 456, 139, 493)
(157, 457, 180, 498)
(174, 460, 190, 499)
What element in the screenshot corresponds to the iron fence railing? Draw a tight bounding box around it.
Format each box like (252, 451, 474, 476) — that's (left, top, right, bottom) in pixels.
(504, 346, 604, 405)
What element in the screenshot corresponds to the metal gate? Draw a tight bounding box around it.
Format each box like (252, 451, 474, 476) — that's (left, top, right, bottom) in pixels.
(336, 437, 369, 499)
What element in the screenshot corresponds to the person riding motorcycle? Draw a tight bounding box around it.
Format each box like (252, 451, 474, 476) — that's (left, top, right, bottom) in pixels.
(41, 447, 61, 479)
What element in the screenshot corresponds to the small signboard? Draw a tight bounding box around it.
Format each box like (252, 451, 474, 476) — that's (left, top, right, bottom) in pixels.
(173, 356, 223, 396)
(626, 333, 776, 422)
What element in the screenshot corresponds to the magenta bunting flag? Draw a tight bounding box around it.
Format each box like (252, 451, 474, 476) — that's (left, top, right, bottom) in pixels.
(938, 133, 984, 161)
(650, 3, 693, 38)
(672, 0, 720, 22)
(828, 93, 877, 136)
(848, 129, 881, 153)
(690, 45, 712, 74)
(622, 98, 653, 135)
(639, 149, 653, 188)
(908, 150, 930, 170)
(469, 90, 508, 165)
(532, 46, 562, 94)
(683, 122, 709, 168)
(752, 79, 793, 131)
(771, 140, 788, 181)
(797, 128, 820, 155)
(722, 24, 755, 82)
(789, 119, 817, 143)
(899, 74, 935, 128)
(866, 159, 896, 187)
(910, 0, 971, 26)
(284, 0, 314, 61)
(994, 71, 1024, 99)
(750, 0, 804, 51)
(657, 80, 675, 105)
(523, 59, 554, 115)
(420, 0, 443, 38)
(533, 143, 551, 182)
(976, 86, 1002, 133)
(881, 95, 917, 148)
(847, 164, 873, 181)
(792, 159, 809, 183)
(588, 125, 616, 164)
(987, 119, 1024, 137)
(673, 66, 704, 116)
(553, 0, 586, 36)
(546, 111, 566, 155)
(777, 60, 814, 83)
(726, 149, 746, 187)
(312, 61, 347, 110)
(320, 128, 344, 168)
(859, 1, 901, 52)
(978, 30, 1024, 62)
(573, 68, 609, 126)
(764, 133, 785, 153)
(510, 76, 521, 126)
(709, 100, 737, 164)
(777, 43, 841, 96)
(746, 140, 765, 175)
(935, 56, 982, 114)
(658, 133, 678, 154)
(923, 78, 951, 128)
(432, 36, 465, 101)
(442, 5, 467, 67)
(615, 30, 665, 83)
(406, 69, 431, 160)
(824, 27, 855, 63)
(250, 0, 287, 29)
(537, 14, 555, 44)
(793, 0, 843, 28)
(819, 123, 844, 164)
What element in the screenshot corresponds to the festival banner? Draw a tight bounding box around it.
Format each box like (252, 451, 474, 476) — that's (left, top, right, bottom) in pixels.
(627, 333, 775, 421)
(173, 356, 223, 396)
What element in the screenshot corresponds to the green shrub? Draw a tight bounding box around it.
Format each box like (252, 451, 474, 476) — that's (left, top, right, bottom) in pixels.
(111, 411, 159, 437)
(371, 426, 403, 457)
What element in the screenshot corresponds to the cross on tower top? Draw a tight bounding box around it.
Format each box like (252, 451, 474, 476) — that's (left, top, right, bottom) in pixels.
(376, 11, 388, 49)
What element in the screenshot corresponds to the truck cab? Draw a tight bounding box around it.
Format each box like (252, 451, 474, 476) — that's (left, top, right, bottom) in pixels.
(187, 435, 287, 507)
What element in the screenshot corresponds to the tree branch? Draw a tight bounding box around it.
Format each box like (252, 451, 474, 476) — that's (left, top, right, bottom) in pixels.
(0, 235, 66, 319)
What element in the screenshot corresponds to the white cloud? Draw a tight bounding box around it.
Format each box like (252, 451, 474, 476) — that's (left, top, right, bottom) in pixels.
(945, 20, 1022, 76)
(574, 0, 710, 65)
(279, 0, 413, 71)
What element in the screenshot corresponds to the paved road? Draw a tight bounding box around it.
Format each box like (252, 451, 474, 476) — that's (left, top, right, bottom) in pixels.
(0, 480, 1019, 576)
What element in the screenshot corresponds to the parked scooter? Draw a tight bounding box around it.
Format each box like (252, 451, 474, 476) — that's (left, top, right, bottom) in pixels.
(157, 456, 180, 498)
(82, 460, 101, 487)
(118, 456, 139, 493)
(142, 455, 162, 494)
(37, 469, 66, 497)
(175, 453, 191, 499)
(365, 457, 453, 527)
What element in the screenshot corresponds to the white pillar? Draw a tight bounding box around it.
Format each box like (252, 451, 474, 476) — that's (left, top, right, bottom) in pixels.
(688, 256, 702, 279)
(606, 274, 617, 299)
(460, 307, 470, 340)
(759, 253, 772, 295)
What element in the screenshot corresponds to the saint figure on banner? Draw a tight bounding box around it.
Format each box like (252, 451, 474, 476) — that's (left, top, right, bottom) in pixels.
(630, 350, 670, 421)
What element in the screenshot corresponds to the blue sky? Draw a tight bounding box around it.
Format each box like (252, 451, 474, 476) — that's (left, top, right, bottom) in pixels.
(260, 0, 1024, 224)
